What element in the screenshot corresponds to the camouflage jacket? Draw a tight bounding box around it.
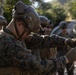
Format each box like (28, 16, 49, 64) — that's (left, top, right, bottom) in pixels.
(0, 30, 69, 75)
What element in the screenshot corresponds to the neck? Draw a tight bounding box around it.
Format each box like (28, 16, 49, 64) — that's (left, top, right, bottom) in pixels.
(6, 19, 18, 39)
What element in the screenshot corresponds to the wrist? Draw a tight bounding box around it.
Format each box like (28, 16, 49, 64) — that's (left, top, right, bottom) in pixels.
(64, 56, 69, 63)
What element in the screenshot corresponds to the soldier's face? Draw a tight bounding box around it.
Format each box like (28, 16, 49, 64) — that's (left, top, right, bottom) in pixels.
(61, 29, 67, 34)
(21, 23, 31, 40)
(16, 21, 31, 40)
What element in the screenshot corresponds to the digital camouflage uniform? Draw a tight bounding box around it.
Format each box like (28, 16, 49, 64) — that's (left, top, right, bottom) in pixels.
(0, 28, 70, 75)
(0, 1, 76, 75)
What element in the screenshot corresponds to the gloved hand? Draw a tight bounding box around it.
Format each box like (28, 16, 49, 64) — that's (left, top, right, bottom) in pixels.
(66, 38, 76, 47)
(65, 47, 76, 62)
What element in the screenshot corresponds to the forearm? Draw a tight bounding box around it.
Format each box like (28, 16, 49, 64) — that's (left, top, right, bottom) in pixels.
(49, 34, 66, 47)
(26, 34, 74, 50)
(26, 34, 76, 50)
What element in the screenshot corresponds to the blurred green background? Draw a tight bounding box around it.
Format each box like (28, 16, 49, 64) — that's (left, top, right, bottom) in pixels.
(0, 0, 76, 27)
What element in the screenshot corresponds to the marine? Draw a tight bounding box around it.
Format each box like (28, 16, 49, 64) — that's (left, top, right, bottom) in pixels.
(0, 1, 76, 75)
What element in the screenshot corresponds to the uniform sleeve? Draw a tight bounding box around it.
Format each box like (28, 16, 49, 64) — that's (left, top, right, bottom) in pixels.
(26, 34, 66, 49)
(2, 37, 55, 73)
(0, 37, 5, 50)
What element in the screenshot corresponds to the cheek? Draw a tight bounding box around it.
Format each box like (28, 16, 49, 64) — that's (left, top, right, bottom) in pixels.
(18, 26, 25, 34)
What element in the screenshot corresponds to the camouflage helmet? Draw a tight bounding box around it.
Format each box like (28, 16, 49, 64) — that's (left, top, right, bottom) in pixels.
(39, 16, 52, 27)
(12, 1, 40, 33)
(0, 15, 7, 26)
(59, 21, 68, 29)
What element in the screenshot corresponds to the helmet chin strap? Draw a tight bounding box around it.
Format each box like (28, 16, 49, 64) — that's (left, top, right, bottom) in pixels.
(14, 20, 26, 40)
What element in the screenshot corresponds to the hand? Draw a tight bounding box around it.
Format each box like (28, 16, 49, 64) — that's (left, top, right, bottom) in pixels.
(65, 38, 76, 47)
(65, 47, 76, 62)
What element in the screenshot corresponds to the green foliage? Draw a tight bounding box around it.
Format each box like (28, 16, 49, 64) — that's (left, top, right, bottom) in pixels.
(52, 3, 67, 26)
(3, 0, 75, 27)
(37, 2, 67, 27)
(68, 1, 76, 19)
